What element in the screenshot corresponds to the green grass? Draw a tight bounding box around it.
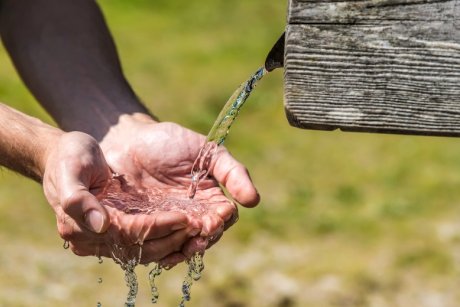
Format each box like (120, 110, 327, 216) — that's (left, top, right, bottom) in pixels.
(1, 0, 460, 306)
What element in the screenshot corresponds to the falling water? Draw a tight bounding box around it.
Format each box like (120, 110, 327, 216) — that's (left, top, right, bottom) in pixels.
(179, 67, 267, 306)
(99, 177, 209, 306)
(109, 243, 143, 307)
(179, 252, 205, 307)
(149, 263, 162, 303)
(188, 67, 267, 199)
(97, 257, 103, 306)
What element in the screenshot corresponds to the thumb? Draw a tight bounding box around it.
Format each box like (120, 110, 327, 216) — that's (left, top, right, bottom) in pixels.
(61, 188, 109, 234)
(211, 148, 260, 207)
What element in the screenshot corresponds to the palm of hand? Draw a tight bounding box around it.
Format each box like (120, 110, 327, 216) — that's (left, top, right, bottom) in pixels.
(101, 121, 237, 241)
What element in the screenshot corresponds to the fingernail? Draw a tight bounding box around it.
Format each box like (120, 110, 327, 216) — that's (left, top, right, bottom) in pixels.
(84, 210, 104, 233)
(195, 237, 209, 251)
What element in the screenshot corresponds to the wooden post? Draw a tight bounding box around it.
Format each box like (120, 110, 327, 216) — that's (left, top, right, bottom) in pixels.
(284, 0, 460, 136)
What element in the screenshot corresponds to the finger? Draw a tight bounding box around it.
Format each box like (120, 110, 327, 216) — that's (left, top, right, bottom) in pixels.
(140, 228, 200, 264)
(56, 133, 111, 234)
(141, 211, 199, 241)
(201, 212, 224, 237)
(182, 236, 209, 259)
(56, 211, 104, 243)
(158, 253, 186, 268)
(61, 187, 109, 233)
(208, 198, 237, 225)
(70, 243, 139, 261)
(106, 208, 199, 244)
(206, 232, 223, 249)
(223, 207, 239, 231)
(68, 241, 107, 257)
(210, 148, 260, 207)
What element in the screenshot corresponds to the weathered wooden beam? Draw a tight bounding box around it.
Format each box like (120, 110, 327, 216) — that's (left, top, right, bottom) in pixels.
(284, 0, 460, 136)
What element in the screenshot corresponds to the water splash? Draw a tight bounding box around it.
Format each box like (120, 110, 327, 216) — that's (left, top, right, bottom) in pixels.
(123, 260, 138, 307)
(100, 178, 209, 306)
(188, 142, 217, 199)
(103, 175, 208, 217)
(109, 244, 142, 307)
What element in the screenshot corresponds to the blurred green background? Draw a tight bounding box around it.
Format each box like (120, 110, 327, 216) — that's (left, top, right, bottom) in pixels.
(1, 0, 460, 306)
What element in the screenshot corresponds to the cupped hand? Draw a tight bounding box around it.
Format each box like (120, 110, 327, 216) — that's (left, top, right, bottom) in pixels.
(100, 115, 260, 265)
(42, 131, 199, 264)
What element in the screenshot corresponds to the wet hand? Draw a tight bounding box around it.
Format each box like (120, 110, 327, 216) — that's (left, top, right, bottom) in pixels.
(42, 131, 198, 263)
(100, 115, 260, 265)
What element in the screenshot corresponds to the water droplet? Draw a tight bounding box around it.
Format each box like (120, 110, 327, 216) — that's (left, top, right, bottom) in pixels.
(98, 277, 103, 284)
(123, 260, 139, 307)
(178, 253, 205, 306)
(109, 245, 141, 307)
(97, 302, 102, 307)
(63, 240, 70, 249)
(98, 257, 103, 264)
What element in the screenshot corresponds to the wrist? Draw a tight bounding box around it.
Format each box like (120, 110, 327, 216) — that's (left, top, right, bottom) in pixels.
(99, 112, 157, 152)
(0, 103, 64, 182)
(38, 124, 65, 180)
(54, 96, 155, 140)
(118, 112, 158, 126)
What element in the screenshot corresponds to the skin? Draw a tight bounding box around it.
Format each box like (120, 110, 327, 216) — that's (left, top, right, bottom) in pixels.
(43, 129, 204, 265)
(0, 0, 260, 265)
(100, 115, 259, 264)
(0, 103, 62, 182)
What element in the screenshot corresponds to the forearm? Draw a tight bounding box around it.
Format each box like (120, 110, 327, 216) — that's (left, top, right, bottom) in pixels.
(0, 103, 63, 182)
(0, 0, 152, 141)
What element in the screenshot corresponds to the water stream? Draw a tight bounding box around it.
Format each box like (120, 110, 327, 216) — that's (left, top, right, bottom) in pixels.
(178, 66, 267, 305)
(148, 263, 162, 303)
(189, 67, 267, 198)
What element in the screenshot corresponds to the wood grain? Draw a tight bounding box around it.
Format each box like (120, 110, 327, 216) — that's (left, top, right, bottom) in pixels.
(285, 0, 460, 136)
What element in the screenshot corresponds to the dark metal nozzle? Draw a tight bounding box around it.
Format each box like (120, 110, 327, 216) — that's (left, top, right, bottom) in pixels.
(264, 32, 285, 72)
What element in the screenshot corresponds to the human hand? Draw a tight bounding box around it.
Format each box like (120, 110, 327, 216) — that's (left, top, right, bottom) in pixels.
(100, 114, 260, 266)
(42, 131, 200, 264)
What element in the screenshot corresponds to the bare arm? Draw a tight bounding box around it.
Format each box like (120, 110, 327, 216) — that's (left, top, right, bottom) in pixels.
(0, 103, 62, 182)
(0, 0, 151, 141)
(0, 102, 113, 234)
